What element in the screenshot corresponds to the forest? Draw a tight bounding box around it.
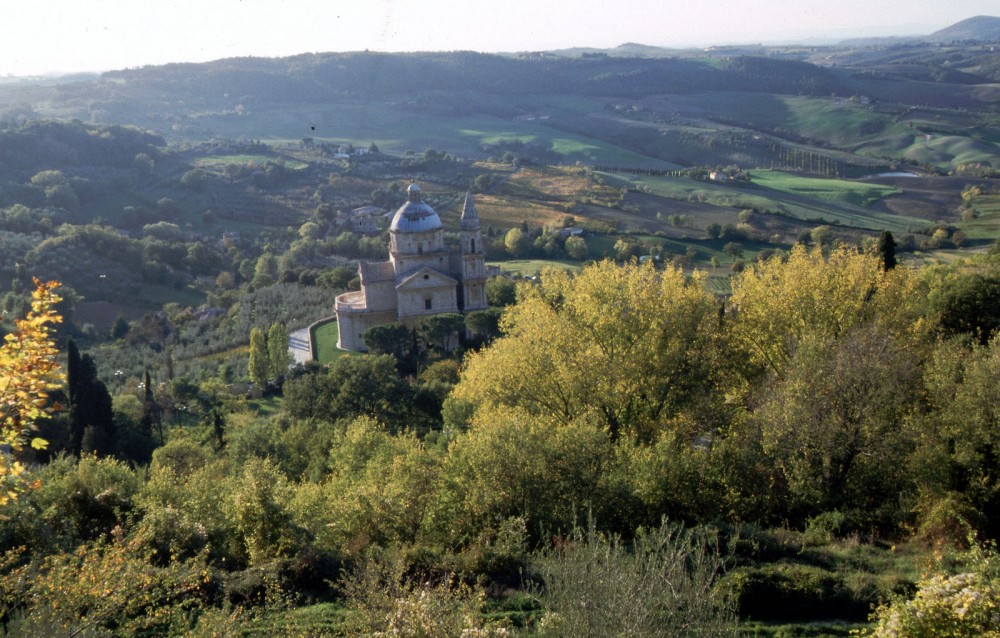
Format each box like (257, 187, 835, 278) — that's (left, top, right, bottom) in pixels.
(0, 31, 1000, 635)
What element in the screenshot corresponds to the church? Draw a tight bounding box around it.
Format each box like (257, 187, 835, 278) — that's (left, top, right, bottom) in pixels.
(335, 183, 489, 351)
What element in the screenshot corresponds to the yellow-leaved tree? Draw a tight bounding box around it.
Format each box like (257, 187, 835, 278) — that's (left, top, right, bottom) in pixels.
(730, 246, 929, 519)
(0, 279, 63, 504)
(451, 260, 722, 442)
(730, 243, 927, 379)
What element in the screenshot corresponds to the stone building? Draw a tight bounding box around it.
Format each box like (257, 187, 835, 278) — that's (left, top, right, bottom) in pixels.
(335, 183, 488, 351)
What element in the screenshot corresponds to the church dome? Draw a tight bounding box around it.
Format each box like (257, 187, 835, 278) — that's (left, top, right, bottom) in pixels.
(389, 183, 442, 232)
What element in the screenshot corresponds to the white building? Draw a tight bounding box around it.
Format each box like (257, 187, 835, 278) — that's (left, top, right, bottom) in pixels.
(334, 184, 488, 351)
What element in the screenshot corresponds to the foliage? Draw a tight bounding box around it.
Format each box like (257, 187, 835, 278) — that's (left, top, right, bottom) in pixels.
(340, 548, 508, 637)
(0, 535, 212, 637)
(730, 244, 926, 379)
(267, 322, 292, 380)
(0, 280, 62, 504)
(283, 354, 411, 426)
(453, 260, 722, 442)
(431, 406, 618, 544)
(863, 540, 1000, 638)
(291, 417, 440, 556)
(530, 520, 738, 637)
(909, 337, 1000, 537)
(248, 327, 269, 386)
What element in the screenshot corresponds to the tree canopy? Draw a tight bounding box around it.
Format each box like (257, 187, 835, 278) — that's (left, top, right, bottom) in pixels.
(452, 260, 722, 442)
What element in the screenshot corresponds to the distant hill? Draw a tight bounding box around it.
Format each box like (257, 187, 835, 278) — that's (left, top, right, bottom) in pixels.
(925, 15, 1000, 43)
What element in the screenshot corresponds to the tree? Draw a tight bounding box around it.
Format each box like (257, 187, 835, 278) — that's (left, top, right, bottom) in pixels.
(110, 315, 130, 340)
(504, 227, 529, 258)
(252, 252, 278, 288)
(248, 327, 269, 386)
(0, 280, 62, 503)
(925, 265, 1000, 345)
(267, 322, 292, 380)
(722, 241, 743, 259)
(283, 354, 410, 426)
(452, 260, 722, 442)
(418, 313, 465, 353)
(565, 235, 588, 260)
(66, 338, 115, 457)
(363, 323, 417, 373)
(730, 244, 926, 379)
(486, 276, 518, 307)
(876, 230, 897, 271)
(139, 370, 163, 443)
(756, 327, 917, 520)
(465, 308, 503, 343)
(705, 223, 722, 240)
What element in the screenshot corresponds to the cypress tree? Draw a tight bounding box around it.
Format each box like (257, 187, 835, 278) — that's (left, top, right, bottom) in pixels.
(877, 230, 897, 271)
(66, 338, 84, 457)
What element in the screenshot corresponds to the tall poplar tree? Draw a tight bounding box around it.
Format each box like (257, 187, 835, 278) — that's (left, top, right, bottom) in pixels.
(267, 322, 292, 381)
(248, 327, 269, 386)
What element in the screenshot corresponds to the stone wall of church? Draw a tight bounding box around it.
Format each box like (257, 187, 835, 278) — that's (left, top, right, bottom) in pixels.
(337, 308, 398, 351)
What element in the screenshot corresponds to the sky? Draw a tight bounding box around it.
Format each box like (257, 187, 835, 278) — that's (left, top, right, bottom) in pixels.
(0, 0, 996, 76)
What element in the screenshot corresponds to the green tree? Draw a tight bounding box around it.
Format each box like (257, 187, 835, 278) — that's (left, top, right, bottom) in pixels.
(252, 252, 278, 288)
(283, 354, 410, 426)
(877, 230, 897, 271)
(363, 322, 417, 373)
(755, 328, 918, 521)
(418, 313, 465, 353)
(723, 241, 743, 259)
(66, 338, 115, 458)
(465, 307, 504, 343)
(248, 327, 269, 386)
(504, 227, 529, 258)
(486, 276, 517, 307)
(266, 322, 292, 380)
(564, 235, 588, 260)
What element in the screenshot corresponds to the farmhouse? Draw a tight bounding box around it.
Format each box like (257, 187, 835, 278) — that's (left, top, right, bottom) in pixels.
(334, 183, 489, 351)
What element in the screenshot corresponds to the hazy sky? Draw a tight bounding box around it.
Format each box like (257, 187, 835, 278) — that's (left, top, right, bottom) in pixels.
(1, 0, 996, 76)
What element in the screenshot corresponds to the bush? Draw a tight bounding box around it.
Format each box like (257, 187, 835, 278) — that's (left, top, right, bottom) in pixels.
(864, 541, 1000, 638)
(339, 548, 509, 637)
(530, 520, 738, 637)
(726, 563, 870, 622)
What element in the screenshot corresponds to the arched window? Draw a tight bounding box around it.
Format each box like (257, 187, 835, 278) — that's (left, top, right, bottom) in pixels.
(470, 238, 476, 253)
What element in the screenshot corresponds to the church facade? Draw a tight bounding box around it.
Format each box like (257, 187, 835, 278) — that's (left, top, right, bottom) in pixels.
(335, 183, 489, 351)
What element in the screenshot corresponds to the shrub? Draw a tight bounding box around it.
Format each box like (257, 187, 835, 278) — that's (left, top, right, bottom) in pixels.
(531, 520, 738, 637)
(864, 541, 1000, 638)
(340, 548, 509, 637)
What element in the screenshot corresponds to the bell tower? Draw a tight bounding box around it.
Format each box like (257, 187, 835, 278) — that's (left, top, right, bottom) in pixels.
(459, 191, 487, 311)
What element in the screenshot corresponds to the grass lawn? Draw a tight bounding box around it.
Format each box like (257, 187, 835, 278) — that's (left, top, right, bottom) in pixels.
(311, 319, 348, 364)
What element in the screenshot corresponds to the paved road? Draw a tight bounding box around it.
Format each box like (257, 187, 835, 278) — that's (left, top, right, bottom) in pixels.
(289, 327, 312, 365)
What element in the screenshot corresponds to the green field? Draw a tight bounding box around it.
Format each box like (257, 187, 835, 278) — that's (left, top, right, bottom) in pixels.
(193, 154, 310, 170)
(490, 259, 582, 277)
(956, 194, 1000, 241)
(310, 319, 346, 364)
(607, 172, 925, 233)
(750, 171, 900, 208)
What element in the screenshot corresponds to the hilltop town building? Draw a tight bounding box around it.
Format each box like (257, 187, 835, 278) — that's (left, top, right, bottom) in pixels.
(334, 184, 488, 351)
